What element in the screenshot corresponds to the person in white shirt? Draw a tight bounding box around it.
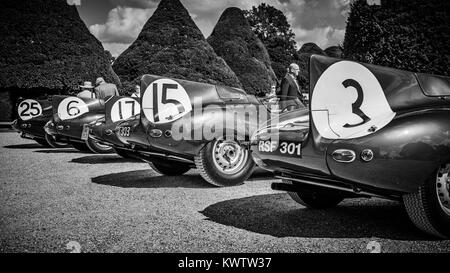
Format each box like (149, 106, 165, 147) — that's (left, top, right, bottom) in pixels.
(77, 81, 96, 98)
(131, 85, 140, 98)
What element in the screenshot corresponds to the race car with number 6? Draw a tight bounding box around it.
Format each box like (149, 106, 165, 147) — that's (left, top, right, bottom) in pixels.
(251, 55, 450, 238)
(45, 95, 114, 153)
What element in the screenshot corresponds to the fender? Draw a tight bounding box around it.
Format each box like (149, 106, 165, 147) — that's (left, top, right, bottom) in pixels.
(50, 95, 106, 140)
(326, 109, 450, 193)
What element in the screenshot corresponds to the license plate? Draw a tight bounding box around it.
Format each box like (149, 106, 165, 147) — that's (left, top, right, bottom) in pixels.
(81, 124, 90, 140)
(118, 126, 131, 137)
(258, 140, 302, 157)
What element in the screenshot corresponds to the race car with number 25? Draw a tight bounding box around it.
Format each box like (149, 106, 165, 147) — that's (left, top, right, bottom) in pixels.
(251, 55, 450, 238)
(11, 98, 69, 148)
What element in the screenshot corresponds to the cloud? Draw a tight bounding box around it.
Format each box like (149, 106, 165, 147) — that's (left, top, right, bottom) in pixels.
(89, 6, 155, 44)
(86, 0, 352, 57)
(102, 42, 131, 57)
(294, 26, 345, 49)
(108, 0, 159, 9)
(278, 0, 350, 30)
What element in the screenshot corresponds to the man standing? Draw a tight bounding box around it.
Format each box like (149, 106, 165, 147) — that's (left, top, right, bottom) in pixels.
(279, 63, 301, 99)
(131, 85, 141, 98)
(278, 63, 305, 110)
(94, 77, 119, 99)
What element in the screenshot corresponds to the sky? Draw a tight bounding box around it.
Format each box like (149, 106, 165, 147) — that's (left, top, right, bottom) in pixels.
(73, 0, 380, 57)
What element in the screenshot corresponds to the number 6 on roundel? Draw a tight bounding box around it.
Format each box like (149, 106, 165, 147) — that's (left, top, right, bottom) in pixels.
(142, 78, 192, 124)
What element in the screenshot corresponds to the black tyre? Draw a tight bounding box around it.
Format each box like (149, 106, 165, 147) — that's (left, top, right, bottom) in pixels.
(149, 161, 191, 176)
(70, 141, 90, 152)
(35, 137, 51, 147)
(283, 179, 344, 208)
(403, 163, 450, 239)
(194, 138, 255, 187)
(85, 137, 115, 154)
(45, 133, 70, 148)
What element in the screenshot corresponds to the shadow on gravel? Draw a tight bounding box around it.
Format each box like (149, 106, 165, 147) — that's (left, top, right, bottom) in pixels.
(4, 143, 43, 149)
(247, 169, 275, 181)
(92, 170, 215, 189)
(35, 149, 81, 154)
(201, 193, 431, 240)
(71, 155, 142, 164)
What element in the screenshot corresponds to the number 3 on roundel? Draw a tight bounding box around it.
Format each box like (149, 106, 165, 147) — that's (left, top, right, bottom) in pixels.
(311, 61, 395, 139)
(142, 78, 192, 124)
(18, 99, 42, 121)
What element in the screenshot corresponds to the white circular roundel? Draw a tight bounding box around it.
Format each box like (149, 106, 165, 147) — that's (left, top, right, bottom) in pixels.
(17, 99, 42, 121)
(110, 98, 140, 123)
(311, 61, 395, 139)
(57, 97, 89, 121)
(142, 78, 192, 124)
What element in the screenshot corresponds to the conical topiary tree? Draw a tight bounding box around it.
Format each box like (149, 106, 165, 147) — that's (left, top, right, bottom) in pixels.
(207, 7, 277, 96)
(113, 0, 242, 89)
(295, 42, 326, 93)
(0, 0, 121, 120)
(0, 0, 120, 92)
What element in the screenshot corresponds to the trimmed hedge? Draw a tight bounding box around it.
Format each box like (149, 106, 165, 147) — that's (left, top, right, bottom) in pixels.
(207, 7, 277, 96)
(112, 0, 242, 89)
(0, 0, 120, 92)
(343, 0, 450, 76)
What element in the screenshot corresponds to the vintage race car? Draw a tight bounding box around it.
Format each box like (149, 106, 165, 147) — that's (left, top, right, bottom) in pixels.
(250, 55, 450, 238)
(11, 98, 68, 148)
(88, 96, 142, 159)
(44, 96, 114, 153)
(106, 75, 302, 186)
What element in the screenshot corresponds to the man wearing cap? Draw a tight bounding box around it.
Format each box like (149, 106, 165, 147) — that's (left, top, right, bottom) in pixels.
(94, 77, 119, 99)
(77, 81, 96, 98)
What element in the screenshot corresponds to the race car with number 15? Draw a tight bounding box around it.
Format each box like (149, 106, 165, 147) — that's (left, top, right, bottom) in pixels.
(110, 75, 303, 186)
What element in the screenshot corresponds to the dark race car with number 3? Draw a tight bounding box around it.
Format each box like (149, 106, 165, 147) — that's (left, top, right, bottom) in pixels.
(250, 55, 450, 238)
(11, 98, 69, 148)
(109, 75, 303, 186)
(44, 95, 115, 154)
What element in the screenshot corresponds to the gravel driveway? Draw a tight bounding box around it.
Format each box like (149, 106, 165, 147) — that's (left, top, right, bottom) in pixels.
(1, 131, 449, 253)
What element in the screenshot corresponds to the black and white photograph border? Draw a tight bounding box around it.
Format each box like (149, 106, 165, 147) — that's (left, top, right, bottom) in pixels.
(1, 0, 449, 257)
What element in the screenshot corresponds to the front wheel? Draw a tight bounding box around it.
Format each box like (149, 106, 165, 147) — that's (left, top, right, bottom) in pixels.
(194, 138, 255, 187)
(403, 163, 450, 238)
(85, 136, 115, 154)
(283, 179, 344, 209)
(149, 162, 191, 176)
